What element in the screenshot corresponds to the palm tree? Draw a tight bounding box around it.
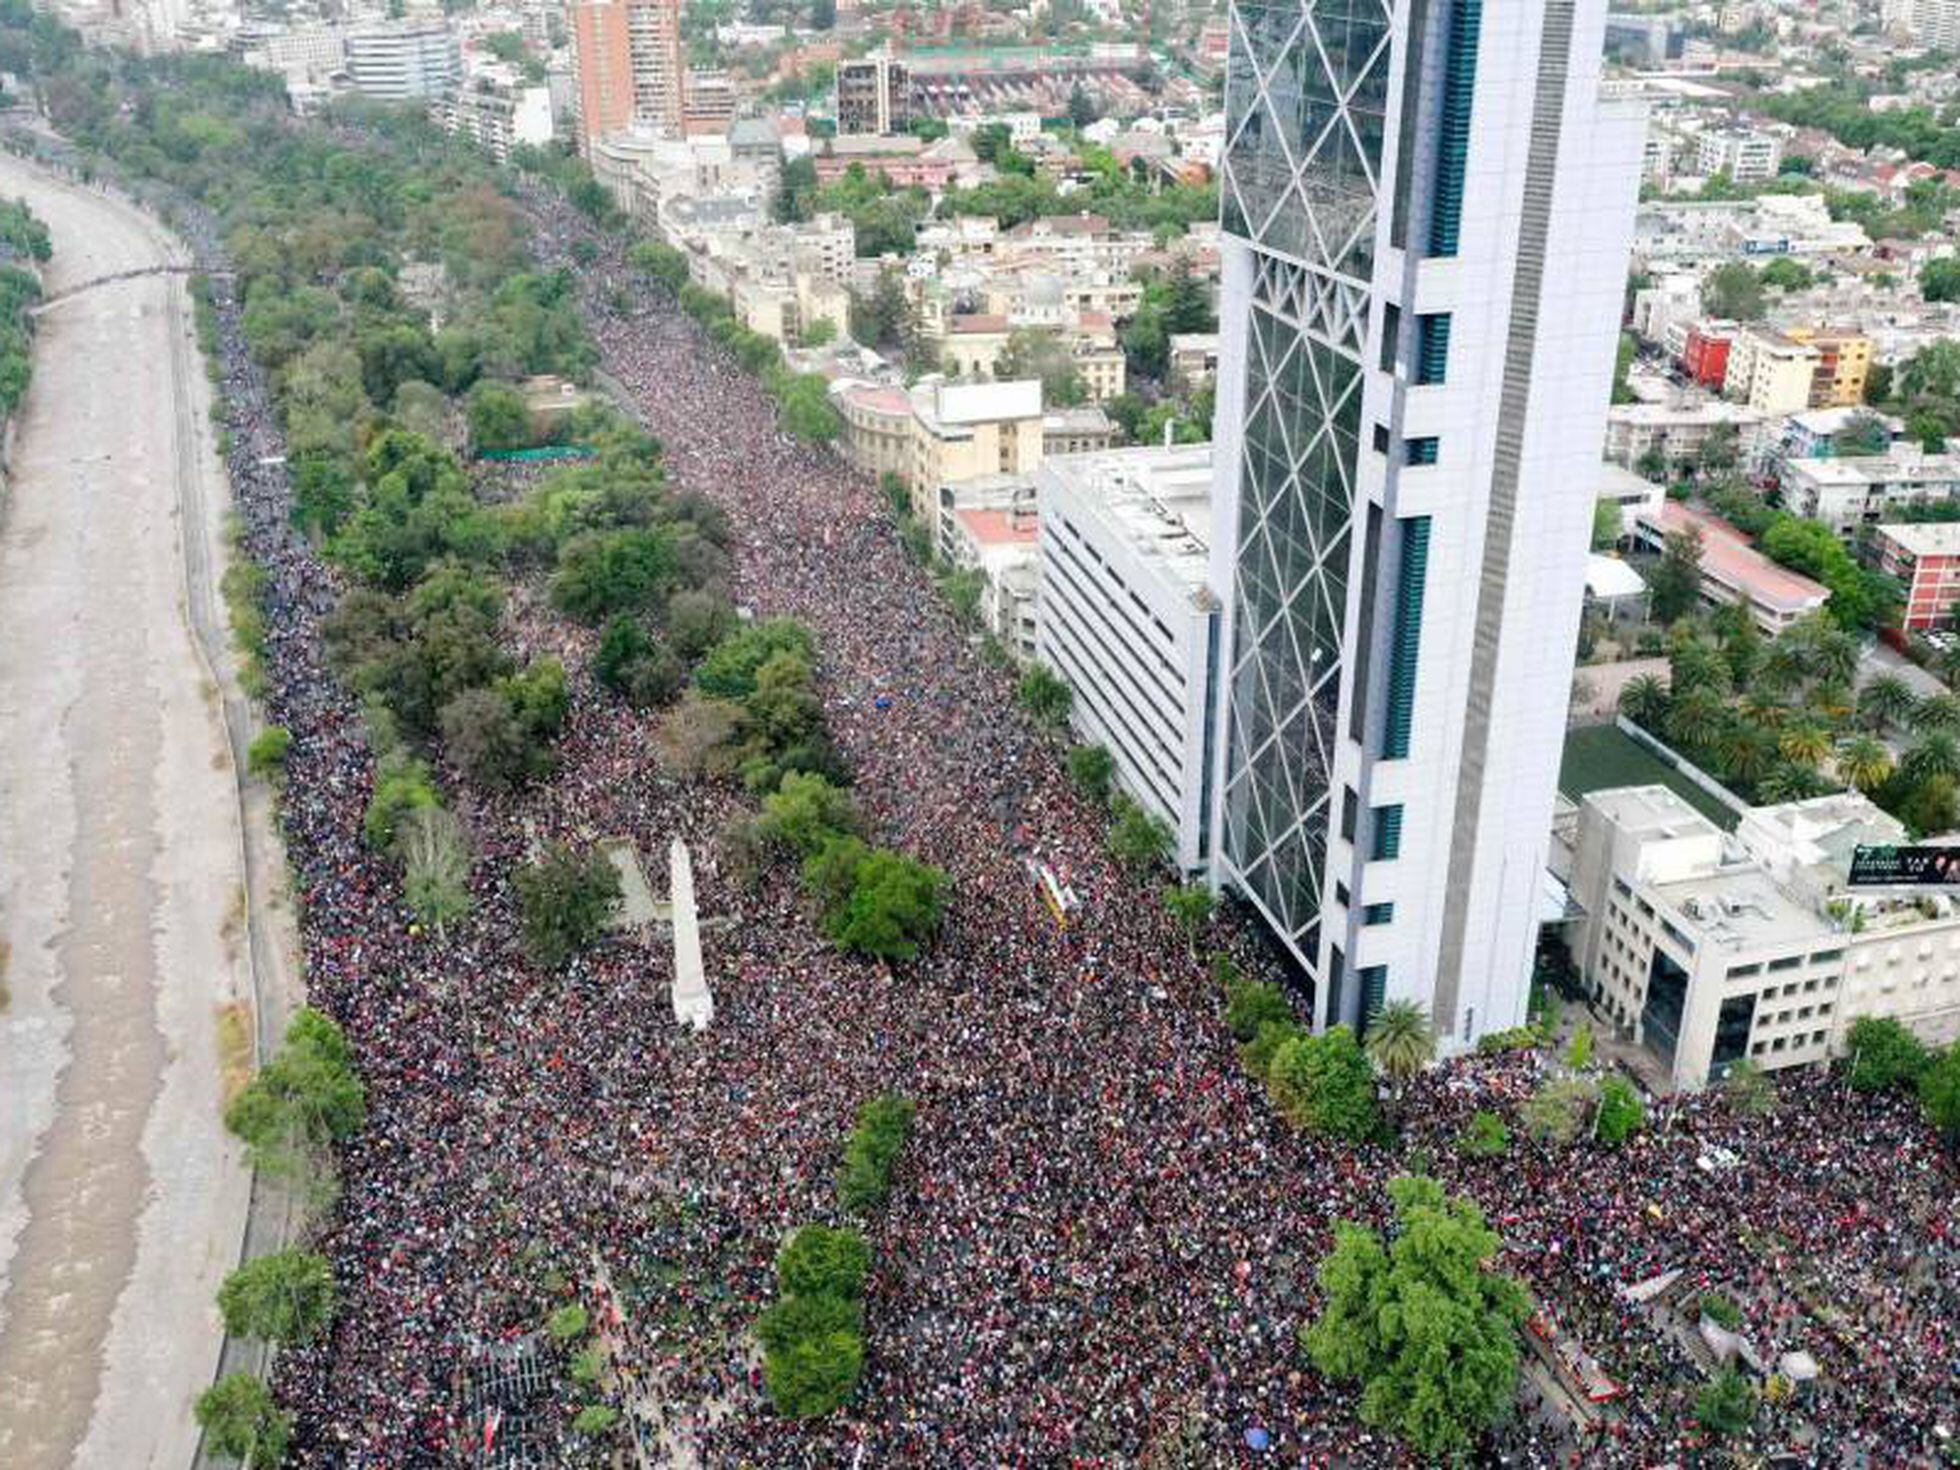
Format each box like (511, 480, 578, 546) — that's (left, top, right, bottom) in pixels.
(1667, 687, 1728, 752)
(1759, 639, 1810, 694)
(1718, 720, 1777, 786)
(1669, 639, 1731, 699)
(1618, 673, 1670, 730)
(1858, 673, 1917, 734)
(1808, 679, 1856, 725)
(1914, 692, 1960, 736)
(1779, 721, 1833, 769)
(1836, 734, 1893, 794)
(1364, 1000, 1434, 1095)
(1737, 686, 1790, 729)
(1904, 731, 1960, 785)
(1808, 627, 1859, 689)
(1759, 763, 1831, 803)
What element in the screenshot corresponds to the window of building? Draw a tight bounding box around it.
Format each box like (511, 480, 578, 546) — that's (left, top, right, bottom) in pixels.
(1415, 313, 1451, 385)
(1363, 903, 1395, 926)
(1335, 881, 1351, 907)
(1372, 804, 1404, 861)
(1341, 787, 1358, 844)
(1404, 436, 1440, 467)
(1382, 517, 1432, 759)
(1373, 422, 1391, 454)
(1429, 0, 1482, 257)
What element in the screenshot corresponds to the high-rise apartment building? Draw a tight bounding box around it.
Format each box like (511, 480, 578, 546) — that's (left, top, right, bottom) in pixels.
(345, 21, 461, 102)
(837, 51, 912, 137)
(1205, 0, 1645, 1048)
(1914, 0, 1960, 52)
(570, 0, 684, 153)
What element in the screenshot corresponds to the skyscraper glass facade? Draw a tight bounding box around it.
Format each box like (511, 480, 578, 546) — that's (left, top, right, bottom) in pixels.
(1216, 1, 1393, 969)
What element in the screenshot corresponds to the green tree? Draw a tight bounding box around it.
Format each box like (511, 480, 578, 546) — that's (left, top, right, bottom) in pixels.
(1618, 673, 1671, 730)
(1302, 1175, 1529, 1460)
(819, 846, 948, 960)
(696, 618, 815, 698)
(514, 842, 621, 969)
(1017, 664, 1073, 729)
(1918, 1041, 1960, 1142)
(1364, 1000, 1435, 1092)
(777, 1224, 870, 1300)
(1703, 262, 1766, 320)
(247, 725, 291, 780)
(1649, 526, 1705, 623)
(757, 771, 861, 857)
(1267, 1025, 1379, 1140)
(466, 378, 532, 452)
(1922, 257, 1960, 303)
(1720, 1057, 1778, 1115)
(1066, 743, 1115, 805)
(1225, 976, 1296, 1042)
(1859, 672, 1918, 733)
(1845, 1014, 1932, 1090)
(995, 327, 1087, 406)
(399, 803, 471, 936)
(837, 1093, 916, 1214)
(1458, 1109, 1511, 1157)
(1836, 733, 1893, 793)
(1106, 795, 1172, 874)
(225, 1008, 366, 1180)
(762, 1325, 863, 1418)
(1695, 1366, 1759, 1440)
(1522, 1075, 1595, 1145)
(1162, 882, 1216, 951)
(217, 1249, 337, 1345)
(194, 1373, 292, 1466)
(1594, 1076, 1645, 1146)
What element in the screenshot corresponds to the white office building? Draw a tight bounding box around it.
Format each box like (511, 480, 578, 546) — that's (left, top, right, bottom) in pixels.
(1565, 787, 1960, 1089)
(1694, 128, 1781, 183)
(1037, 445, 1222, 873)
(346, 22, 462, 102)
(1206, 0, 1645, 1047)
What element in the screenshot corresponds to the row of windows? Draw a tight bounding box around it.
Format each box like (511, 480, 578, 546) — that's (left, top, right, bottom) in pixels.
(1728, 950, 1843, 978)
(1045, 535, 1187, 722)
(1039, 591, 1183, 805)
(1752, 1029, 1828, 1057)
(1054, 515, 1180, 659)
(1759, 1001, 1833, 1030)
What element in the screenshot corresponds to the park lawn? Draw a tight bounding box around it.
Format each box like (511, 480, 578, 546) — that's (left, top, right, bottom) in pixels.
(1559, 724, 1740, 832)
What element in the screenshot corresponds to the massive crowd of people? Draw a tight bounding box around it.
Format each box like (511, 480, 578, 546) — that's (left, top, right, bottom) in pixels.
(188, 177, 1957, 1467)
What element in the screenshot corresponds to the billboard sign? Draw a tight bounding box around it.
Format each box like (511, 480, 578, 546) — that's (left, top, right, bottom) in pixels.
(1848, 845, 1960, 887)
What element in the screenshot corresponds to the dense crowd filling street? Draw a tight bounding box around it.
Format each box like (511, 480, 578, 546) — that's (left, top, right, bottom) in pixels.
(188, 179, 1960, 1466)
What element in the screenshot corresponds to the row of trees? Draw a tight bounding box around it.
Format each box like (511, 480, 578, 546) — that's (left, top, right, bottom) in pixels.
(629, 240, 842, 443)
(196, 1007, 368, 1454)
(757, 1225, 870, 1417)
(1620, 611, 1960, 833)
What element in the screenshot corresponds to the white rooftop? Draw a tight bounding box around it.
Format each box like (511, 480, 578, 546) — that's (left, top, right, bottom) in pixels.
(1876, 521, 1960, 557)
(1587, 554, 1647, 600)
(1038, 443, 1217, 598)
(929, 379, 1043, 427)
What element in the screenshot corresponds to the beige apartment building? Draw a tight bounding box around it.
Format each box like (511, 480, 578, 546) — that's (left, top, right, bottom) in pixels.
(1723, 327, 1818, 417)
(835, 378, 1047, 542)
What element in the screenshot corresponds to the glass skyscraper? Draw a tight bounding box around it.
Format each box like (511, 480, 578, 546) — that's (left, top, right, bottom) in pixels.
(1206, 0, 1647, 1047)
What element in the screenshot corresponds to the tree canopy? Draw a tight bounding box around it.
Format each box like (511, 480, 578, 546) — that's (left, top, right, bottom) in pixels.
(1303, 1175, 1530, 1459)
